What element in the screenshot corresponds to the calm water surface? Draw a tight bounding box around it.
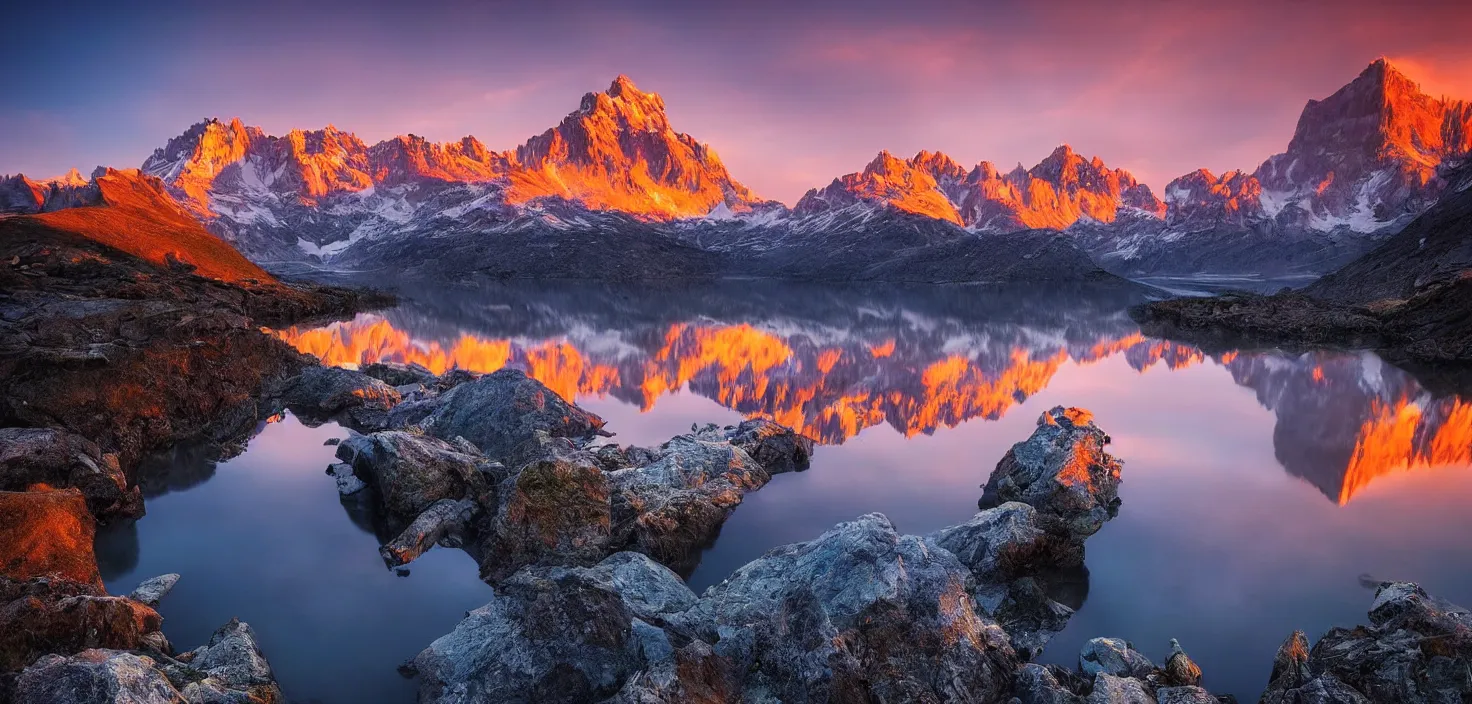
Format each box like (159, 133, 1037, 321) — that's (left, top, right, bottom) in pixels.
(99, 280, 1472, 703)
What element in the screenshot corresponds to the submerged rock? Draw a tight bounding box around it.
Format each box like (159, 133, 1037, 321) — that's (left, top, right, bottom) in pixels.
(0, 427, 142, 522)
(126, 574, 180, 608)
(424, 369, 605, 461)
(0, 489, 104, 587)
(981, 406, 1122, 541)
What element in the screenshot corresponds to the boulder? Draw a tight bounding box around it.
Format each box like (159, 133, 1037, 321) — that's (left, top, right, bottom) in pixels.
(1079, 637, 1157, 680)
(1013, 663, 1084, 704)
(280, 366, 401, 431)
(336, 431, 491, 521)
(692, 419, 813, 474)
(980, 406, 1122, 542)
(1085, 673, 1153, 703)
(126, 574, 180, 607)
(929, 501, 1052, 581)
(410, 556, 648, 704)
(606, 435, 771, 574)
(13, 649, 184, 704)
(0, 489, 103, 587)
(380, 499, 475, 569)
(1156, 685, 1218, 704)
(682, 513, 1019, 702)
(1163, 638, 1202, 687)
(481, 436, 611, 581)
(0, 576, 166, 674)
(176, 618, 282, 704)
(424, 369, 604, 461)
(0, 428, 142, 521)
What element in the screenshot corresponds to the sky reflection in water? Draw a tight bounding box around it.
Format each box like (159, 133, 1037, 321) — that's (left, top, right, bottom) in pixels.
(102, 280, 1472, 703)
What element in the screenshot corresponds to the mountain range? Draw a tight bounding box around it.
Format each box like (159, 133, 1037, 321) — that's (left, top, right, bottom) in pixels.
(2, 59, 1467, 282)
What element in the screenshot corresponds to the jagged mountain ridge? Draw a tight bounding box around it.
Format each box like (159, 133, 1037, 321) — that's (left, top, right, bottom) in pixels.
(6, 59, 1467, 281)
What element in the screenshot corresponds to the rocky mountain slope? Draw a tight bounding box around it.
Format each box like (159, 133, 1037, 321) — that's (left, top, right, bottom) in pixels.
(1134, 161, 1472, 365)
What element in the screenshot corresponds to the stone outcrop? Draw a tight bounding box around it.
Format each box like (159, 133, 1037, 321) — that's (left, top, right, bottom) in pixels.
(424, 368, 606, 462)
(336, 430, 494, 522)
(0, 576, 167, 675)
(280, 366, 402, 432)
(1261, 581, 1472, 704)
(0, 428, 141, 522)
(408, 405, 1147, 703)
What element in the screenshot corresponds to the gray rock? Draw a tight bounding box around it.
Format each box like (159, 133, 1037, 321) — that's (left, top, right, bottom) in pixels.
(425, 368, 605, 461)
(127, 574, 181, 607)
(281, 365, 401, 431)
(14, 649, 185, 704)
(337, 431, 489, 520)
(1013, 663, 1084, 704)
(606, 434, 770, 573)
(1259, 581, 1472, 704)
(410, 560, 642, 704)
(693, 419, 813, 474)
(1084, 673, 1153, 704)
(326, 462, 366, 495)
(0, 427, 142, 521)
(549, 552, 697, 620)
(1079, 638, 1156, 680)
(683, 512, 1019, 702)
(179, 619, 281, 703)
(928, 501, 1049, 581)
(380, 498, 475, 568)
(1157, 685, 1217, 704)
(980, 406, 1122, 541)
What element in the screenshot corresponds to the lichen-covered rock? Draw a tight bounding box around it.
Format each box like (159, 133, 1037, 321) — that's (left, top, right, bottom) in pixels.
(682, 513, 1019, 702)
(424, 369, 604, 461)
(127, 574, 180, 608)
(13, 649, 185, 704)
(280, 365, 401, 431)
(1079, 638, 1157, 680)
(980, 406, 1122, 541)
(481, 436, 611, 581)
(0, 489, 103, 588)
(337, 431, 491, 521)
(0, 428, 142, 521)
(929, 501, 1051, 581)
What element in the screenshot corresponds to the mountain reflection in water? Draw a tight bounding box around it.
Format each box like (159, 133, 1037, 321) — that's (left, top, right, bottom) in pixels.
(84, 279, 1472, 704)
(273, 281, 1471, 505)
